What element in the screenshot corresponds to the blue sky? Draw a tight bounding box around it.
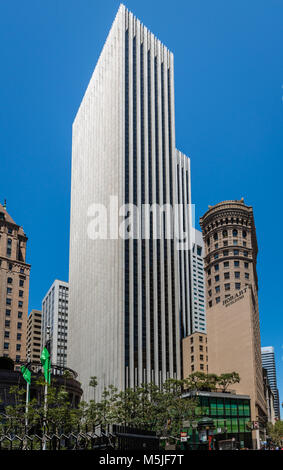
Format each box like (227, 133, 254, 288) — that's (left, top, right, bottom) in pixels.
(0, 0, 282, 408)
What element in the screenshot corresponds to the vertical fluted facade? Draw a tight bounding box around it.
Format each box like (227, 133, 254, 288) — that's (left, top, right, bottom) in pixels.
(68, 5, 187, 400)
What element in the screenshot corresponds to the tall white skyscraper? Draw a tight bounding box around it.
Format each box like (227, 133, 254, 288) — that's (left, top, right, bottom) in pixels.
(41, 280, 69, 367)
(68, 4, 195, 399)
(261, 346, 280, 420)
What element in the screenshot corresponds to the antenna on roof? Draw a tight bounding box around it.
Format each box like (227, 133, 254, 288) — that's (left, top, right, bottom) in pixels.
(3, 199, 6, 210)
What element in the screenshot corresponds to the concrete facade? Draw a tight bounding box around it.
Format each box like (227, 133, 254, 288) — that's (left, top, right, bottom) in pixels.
(200, 199, 267, 449)
(68, 5, 195, 400)
(27, 309, 42, 362)
(0, 203, 30, 369)
(182, 332, 208, 377)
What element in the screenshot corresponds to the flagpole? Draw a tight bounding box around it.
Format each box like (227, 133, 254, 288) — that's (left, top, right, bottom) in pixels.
(43, 325, 50, 451)
(25, 349, 31, 432)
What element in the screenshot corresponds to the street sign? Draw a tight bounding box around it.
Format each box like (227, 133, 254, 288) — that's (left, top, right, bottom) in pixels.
(181, 437, 188, 442)
(180, 431, 187, 438)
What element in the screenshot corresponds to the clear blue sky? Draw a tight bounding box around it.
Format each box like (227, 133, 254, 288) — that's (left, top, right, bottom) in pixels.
(0, 0, 282, 409)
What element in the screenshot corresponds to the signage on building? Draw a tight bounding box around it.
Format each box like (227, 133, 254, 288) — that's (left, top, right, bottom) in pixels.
(223, 287, 248, 308)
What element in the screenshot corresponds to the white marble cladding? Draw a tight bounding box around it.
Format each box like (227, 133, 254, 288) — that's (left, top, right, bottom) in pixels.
(68, 4, 187, 400)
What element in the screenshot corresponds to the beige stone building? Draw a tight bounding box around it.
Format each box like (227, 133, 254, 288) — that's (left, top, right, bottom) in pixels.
(199, 199, 267, 448)
(182, 332, 208, 377)
(27, 309, 42, 362)
(0, 202, 30, 369)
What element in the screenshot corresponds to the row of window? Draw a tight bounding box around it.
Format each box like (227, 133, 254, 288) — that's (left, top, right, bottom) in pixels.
(204, 217, 250, 234)
(207, 260, 249, 274)
(6, 298, 24, 307)
(207, 249, 250, 263)
(208, 271, 249, 286)
(209, 282, 244, 296)
(191, 354, 208, 363)
(190, 335, 207, 344)
(190, 345, 207, 353)
(0, 260, 25, 273)
(3, 341, 21, 350)
(6, 309, 23, 318)
(191, 364, 207, 372)
(7, 277, 24, 286)
(2, 352, 21, 362)
(207, 229, 247, 244)
(6, 288, 24, 297)
(4, 321, 22, 331)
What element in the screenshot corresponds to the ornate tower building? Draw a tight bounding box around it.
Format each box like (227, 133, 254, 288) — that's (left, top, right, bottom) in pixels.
(200, 199, 267, 449)
(0, 202, 30, 368)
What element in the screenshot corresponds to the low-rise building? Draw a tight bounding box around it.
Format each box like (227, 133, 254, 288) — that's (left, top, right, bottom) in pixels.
(182, 390, 253, 449)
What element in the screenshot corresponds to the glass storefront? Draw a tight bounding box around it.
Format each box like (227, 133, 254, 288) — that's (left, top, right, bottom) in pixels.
(183, 394, 252, 449)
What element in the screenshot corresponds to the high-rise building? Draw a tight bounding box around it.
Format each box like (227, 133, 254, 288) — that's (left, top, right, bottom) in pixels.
(68, 5, 195, 400)
(0, 202, 30, 369)
(27, 309, 42, 362)
(200, 199, 267, 448)
(41, 280, 69, 367)
(190, 229, 206, 333)
(261, 346, 280, 420)
(175, 153, 208, 376)
(182, 228, 208, 377)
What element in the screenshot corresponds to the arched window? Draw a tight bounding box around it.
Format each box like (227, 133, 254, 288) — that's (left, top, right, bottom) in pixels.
(233, 229, 238, 237)
(213, 232, 218, 241)
(243, 230, 247, 238)
(222, 230, 228, 238)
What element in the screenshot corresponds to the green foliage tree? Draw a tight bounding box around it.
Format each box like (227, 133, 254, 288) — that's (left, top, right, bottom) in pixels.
(0, 369, 241, 449)
(267, 420, 283, 447)
(218, 372, 240, 392)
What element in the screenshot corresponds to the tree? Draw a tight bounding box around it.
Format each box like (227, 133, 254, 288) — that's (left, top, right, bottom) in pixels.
(89, 376, 98, 402)
(267, 420, 283, 447)
(184, 372, 219, 391)
(218, 372, 240, 392)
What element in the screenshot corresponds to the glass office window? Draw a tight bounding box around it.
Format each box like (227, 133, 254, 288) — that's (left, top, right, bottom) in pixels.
(217, 399, 224, 416)
(226, 419, 232, 433)
(231, 418, 239, 433)
(201, 397, 209, 415)
(217, 419, 225, 430)
(243, 401, 250, 417)
(239, 419, 245, 433)
(225, 400, 231, 415)
(231, 400, 237, 416)
(210, 399, 217, 416)
(238, 401, 244, 416)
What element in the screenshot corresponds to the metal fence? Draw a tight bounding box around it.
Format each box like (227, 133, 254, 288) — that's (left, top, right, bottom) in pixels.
(0, 424, 159, 451)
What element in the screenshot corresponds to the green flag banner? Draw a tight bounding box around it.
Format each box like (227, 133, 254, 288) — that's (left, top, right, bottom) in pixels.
(40, 347, 51, 385)
(21, 365, 31, 385)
